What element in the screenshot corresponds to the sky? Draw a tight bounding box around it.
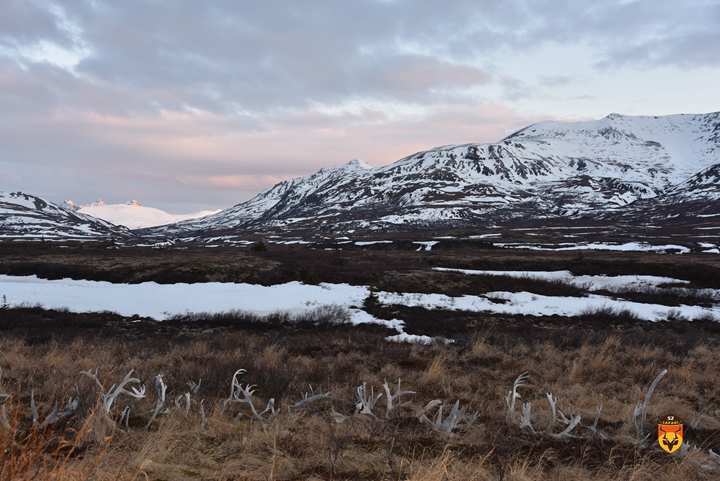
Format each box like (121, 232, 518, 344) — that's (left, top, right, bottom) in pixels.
(1, 1, 719, 213)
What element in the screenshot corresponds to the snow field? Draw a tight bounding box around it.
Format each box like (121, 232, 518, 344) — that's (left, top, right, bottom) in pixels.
(1, 266, 718, 345)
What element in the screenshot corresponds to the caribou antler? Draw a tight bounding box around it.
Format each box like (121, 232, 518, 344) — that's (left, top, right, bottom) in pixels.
(79, 368, 146, 424)
(505, 372, 529, 424)
(146, 374, 168, 429)
(553, 411, 581, 439)
(186, 378, 201, 396)
(38, 396, 79, 429)
(175, 393, 191, 421)
(290, 385, 340, 410)
(636, 369, 667, 443)
(383, 378, 415, 418)
(224, 369, 274, 420)
(419, 400, 478, 435)
(355, 382, 382, 417)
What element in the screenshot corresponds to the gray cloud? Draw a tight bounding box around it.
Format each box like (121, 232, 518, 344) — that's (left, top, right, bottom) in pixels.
(0, 0, 718, 211)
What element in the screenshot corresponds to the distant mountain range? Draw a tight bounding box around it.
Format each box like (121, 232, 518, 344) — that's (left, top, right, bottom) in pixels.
(2, 112, 719, 243)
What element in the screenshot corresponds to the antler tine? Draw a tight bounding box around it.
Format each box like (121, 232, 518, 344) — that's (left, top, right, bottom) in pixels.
(545, 393, 557, 433)
(519, 402, 535, 433)
(31, 390, 39, 426)
(200, 399, 208, 427)
(589, 405, 606, 439)
(79, 367, 103, 391)
(119, 406, 131, 431)
(418, 399, 441, 418)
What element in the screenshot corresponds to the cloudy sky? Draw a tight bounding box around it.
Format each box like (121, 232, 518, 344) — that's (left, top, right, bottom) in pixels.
(1, 0, 719, 213)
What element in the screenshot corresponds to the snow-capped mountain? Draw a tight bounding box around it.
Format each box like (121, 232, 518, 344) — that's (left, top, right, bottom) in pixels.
(0, 192, 134, 241)
(63, 199, 222, 229)
(143, 112, 720, 240)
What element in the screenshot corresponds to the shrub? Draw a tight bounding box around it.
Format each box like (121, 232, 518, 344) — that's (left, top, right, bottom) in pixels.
(363, 285, 380, 309)
(250, 240, 268, 252)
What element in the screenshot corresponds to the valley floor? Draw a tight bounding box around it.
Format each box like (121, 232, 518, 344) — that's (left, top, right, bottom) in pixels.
(1, 242, 720, 480)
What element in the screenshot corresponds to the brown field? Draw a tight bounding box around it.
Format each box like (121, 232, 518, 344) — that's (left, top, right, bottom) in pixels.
(1, 242, 720, 480)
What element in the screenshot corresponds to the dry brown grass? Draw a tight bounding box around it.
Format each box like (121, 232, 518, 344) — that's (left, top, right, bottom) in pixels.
(1, 316, 720, 481)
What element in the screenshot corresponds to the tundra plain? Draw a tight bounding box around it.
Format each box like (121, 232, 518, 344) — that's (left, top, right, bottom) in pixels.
(2, 239, 720, 480)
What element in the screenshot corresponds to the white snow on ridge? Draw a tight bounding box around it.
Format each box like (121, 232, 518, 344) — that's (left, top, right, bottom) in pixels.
(78, 203, 221, 229)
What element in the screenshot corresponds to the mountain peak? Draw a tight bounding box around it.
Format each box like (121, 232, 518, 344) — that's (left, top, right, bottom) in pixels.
(126, 199, 143, 206)
(346, 158, 372, 170)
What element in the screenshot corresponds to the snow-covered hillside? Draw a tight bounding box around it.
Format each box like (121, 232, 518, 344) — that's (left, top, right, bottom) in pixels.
(0, 192, 134, 241)
(143, 112, 720, 240)
(74, 200, 221, 230)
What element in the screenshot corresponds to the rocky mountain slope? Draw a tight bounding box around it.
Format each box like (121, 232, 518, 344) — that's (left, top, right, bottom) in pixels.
(0, 192, 134, 241)
(142, 112, 720, 241)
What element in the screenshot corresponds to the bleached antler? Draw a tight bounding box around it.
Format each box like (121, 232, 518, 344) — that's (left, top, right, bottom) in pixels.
(505, 372, 529, 424)
(519, 402, 535, 433)
(588, 405, 606, 439)
(330, 407, 350, 424)
(553, 412, 581, 439)
(290, 384, 340, 409)
(119, 406, 131, 431)
(145, 374, 168, 429)
(174, 393, 191, 420)
(39, 397, 79, 429)
(79, 368, 145, 424)
(186, 378, 201, 396)
(31, 390, 39, 426)
(545, 393, 557, 433)
(636, 369, 667, 443)
(355, 382, 382, 417)
(383, 378, 415, 418)
(224, 369, 273, 420)
(419, 400, 478, 435)
(418, 399, 442, 418)
(199, 399, 208, 427)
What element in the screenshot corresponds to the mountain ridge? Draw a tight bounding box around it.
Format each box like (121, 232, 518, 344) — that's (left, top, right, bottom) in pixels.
(141, 111, 720, 241)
